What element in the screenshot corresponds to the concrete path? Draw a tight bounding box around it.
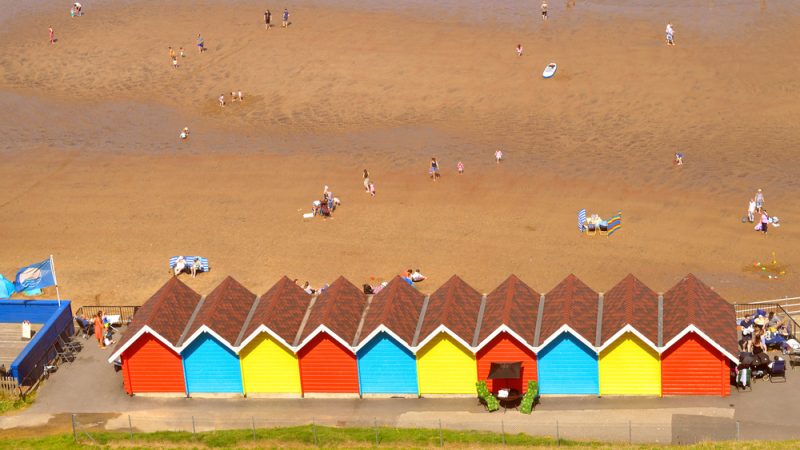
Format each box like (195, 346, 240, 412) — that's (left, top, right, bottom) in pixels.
(1, 331, 798, 445)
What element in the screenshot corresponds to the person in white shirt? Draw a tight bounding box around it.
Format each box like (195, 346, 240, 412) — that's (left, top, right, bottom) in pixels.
(747, 198, 756, 222)
(495, 149, 503, 163)
(174, 256, 186, 276)
(516, 44, 523, 57)
(411, 269, 427, 283)
(665, 22, 675, 46)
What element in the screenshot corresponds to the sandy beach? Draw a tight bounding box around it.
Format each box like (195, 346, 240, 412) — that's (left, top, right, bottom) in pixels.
(0, 0, 798, 307)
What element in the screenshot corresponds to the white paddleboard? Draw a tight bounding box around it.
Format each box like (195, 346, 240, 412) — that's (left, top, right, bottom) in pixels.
(542, 63, 557, 78)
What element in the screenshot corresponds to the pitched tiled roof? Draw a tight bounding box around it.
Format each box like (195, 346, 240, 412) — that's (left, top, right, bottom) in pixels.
(476, 275, 540, 346)
(662, 274, 738, 357)
(238, 276, 312, 347)
(356, 276, 426, 347)
(181, 276, 256, 347)
(538, 274, 598, 346)
(113, 277, 201, 355)
(416, 275, 482, 346)
(295, 277, 367, 347)
(600, 274, 659, 346)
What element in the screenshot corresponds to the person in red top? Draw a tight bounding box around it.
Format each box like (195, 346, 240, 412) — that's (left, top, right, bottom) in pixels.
(94, 311, 105, 348)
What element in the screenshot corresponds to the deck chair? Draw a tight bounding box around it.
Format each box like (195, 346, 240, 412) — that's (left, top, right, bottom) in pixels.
(769, 360, 786, 383)
(53, 340, 76, 364)
(74, 317, 92, 339)
(58, 334, 82, 353)
(736, 367, 752, 391)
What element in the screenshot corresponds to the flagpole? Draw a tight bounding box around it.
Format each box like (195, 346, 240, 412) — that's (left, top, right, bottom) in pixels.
(50, 254, 61, 308)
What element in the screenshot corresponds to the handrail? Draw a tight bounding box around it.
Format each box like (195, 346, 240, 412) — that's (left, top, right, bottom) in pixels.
(734, 303, 800, 338)
(75, 306, 140, 324)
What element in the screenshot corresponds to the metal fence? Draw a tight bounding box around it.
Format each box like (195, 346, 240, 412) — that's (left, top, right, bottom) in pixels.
(69, 412, 750, 446)
(734, 303, 800, 337)
(75, 306, 139, 324)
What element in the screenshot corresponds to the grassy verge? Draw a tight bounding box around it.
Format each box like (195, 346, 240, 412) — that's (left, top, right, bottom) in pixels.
(0, 390, 35, 415)
(1, 425, 798, 449)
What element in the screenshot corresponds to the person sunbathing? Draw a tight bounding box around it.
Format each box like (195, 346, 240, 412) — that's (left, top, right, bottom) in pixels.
(174, 256, 187, 276)
(411, 269, 427, 282)
(190, 257, 202, 278)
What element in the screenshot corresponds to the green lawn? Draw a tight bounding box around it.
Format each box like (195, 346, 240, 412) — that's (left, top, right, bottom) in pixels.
(0, 390, 35, 415)
(1, 425, 797, 449)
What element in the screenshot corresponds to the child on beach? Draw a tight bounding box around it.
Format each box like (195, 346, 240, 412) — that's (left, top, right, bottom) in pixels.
(541, 1, 548, 20)
(363, 169, 370, 192)
(180, 127, 189, 140)
(218, 94, 225, 107)
(495, 149, 503, 163)
(457, 161, 464, 174)
(49, 26, 55, 44)
(747, 198, 756, 223)
(180, 47, 185, 58)
(369, 183, 376, 197)
(674, 152, 683, 166)
(282, 8, 290, 28)
(516, 44, 523, 57)
(197, 33, 205, 53)
(265, 10, 272, 30)
(755, 189, 764, 211)
(172, 56, 178, 69)
(666, 22, 675, 46)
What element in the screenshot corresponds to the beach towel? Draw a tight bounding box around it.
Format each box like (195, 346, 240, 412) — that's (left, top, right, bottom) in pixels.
(607, 211, 622, 236)
(169, 256, 209, 272)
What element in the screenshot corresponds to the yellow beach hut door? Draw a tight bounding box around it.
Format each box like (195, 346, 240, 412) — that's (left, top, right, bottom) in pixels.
(417, 334, 476, 394)
(240, 333, 301, 395)
(599, 332, 661, 396)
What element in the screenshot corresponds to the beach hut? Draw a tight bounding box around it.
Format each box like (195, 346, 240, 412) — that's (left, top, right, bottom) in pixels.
(414, 275, 482, 395)
(237, 276, 311, 397)
(180, 277, 256, 397)
(295, 277, 367, 396)
(108, 278, 200, 396)
(661, 274, 738, 396)
(354, 277, 425, 396)
(535, 274, 599, 395)
(597, 275, 661, 396)
(474, 275, 540, 393)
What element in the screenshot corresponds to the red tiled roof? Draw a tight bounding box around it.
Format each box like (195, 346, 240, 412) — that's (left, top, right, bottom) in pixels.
(416, 275, 482, 346)
(662, 274, 738, 357)
(182, 276, 256, 347)
(239, 276, 312, 347)
(477, 275, 540, 346)
(113, 277, 201, 354)
(296, 277, 367, 346)
(356, 276, 426, 347)
(600, 274, 659, 346)
(538, 274, 598, 346)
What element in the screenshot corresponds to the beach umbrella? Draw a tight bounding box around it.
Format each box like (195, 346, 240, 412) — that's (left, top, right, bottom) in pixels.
(488, 362, 522, 379)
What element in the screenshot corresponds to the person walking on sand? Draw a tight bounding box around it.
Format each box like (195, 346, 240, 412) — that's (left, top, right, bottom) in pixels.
(747, 198, 756, 223)
(759, 209, 769, 236)
(665, 22, 675, 46)
(265, 10, 272, 30)
(755, 188, 764, 212)
(541, 1, 548, 20)
(197, 33, 205, 53)
(369, 182, 376, 197)
(457, 161, 464, 174)
(516, 44, 523, 57)
(282, 8, 289, 28)
(49, 26, 55, 44)
(430, 157, 440, 181)
(179, 47, 185, 58)
(495, 149, 503, 163)
(219, 93, 225, 107)
(94, 311, 105, 349)
(363, 169, 370, 192)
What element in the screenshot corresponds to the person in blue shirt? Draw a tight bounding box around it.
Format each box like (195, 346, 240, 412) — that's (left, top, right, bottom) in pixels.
(282, 9, 289, 28)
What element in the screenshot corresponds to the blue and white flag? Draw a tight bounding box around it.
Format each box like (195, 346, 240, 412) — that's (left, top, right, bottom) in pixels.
(14, 258, 57, 292)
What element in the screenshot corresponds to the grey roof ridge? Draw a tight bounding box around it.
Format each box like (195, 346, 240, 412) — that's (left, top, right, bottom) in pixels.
(533, 294, 545, 347)
(177, 295, 206, 348)
(412, 295, 431, 348)
(472, 294, 488, 347)
(352, 294, 374, 347)
(293, 294, 319, 347)
(235, 294, 261, 348)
